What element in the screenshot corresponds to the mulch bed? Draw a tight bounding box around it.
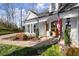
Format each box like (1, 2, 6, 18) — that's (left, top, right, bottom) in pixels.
(58, 39, 79, 56)
(3, 33, 39, 42)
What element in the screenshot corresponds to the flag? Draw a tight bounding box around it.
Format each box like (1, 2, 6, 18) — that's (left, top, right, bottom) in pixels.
(57, 16, 62, 34)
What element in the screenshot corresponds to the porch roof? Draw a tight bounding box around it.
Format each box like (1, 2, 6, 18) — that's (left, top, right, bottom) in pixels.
(24, 3, 79, 22)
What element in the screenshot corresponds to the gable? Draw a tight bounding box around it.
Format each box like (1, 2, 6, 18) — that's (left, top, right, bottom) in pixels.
(26, 11, 38, 20)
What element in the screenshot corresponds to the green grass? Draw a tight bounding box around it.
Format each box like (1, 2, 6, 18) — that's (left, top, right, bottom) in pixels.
(0, 31, 14, 35)
(0, 22, 22, 35)
(0, 27, 15, 35)
(0, 44, 22, 56)
(0, 44, 63, 56)
(0, 25, 20, 35)
(0, 44, 38, 56)
(41, 45, 63, 56)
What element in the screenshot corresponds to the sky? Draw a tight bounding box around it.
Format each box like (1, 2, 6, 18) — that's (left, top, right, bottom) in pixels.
(0, 3, 49, 27)
(0, 3, 49, 12)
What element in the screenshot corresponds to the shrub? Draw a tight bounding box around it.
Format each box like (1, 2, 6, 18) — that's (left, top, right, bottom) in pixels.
(41, 45, 63, 56)
(23, 34, 28, 40)
(64, 29, 71, 46)
(15, 33, 29, 40)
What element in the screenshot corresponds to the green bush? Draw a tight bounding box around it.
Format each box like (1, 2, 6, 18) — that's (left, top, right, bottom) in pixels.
(41, 45, 63, 56)
(0, 44, 21, 56)
(64, 29, 71, 45)
(0, 44, 38, 56)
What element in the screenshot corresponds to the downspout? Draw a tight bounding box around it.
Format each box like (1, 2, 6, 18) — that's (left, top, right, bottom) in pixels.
(77, 11, 79, 46)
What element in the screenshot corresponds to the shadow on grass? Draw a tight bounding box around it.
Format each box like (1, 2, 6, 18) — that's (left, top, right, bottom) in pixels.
(7, 47, 38, 56)
(32, 38, 59, 48)
(7, 45, 52, 56)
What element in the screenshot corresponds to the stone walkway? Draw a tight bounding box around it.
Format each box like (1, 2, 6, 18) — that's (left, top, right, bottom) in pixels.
(0, 33, 17, 40)
(0, 33, 59, 47)
(0, 39, 39, 47)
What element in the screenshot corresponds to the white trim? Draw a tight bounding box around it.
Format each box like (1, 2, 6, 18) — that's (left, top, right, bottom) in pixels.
(55, 3, 58, 11)
(25, 18, 48, 25)
(60, 12, 78, 19)
(25, 21, 37, 25)
(26, 11, 38, 20)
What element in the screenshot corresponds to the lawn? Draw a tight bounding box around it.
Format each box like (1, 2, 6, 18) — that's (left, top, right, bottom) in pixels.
(0, 26, 13, 35)
(0, 31, 14, 35)
(0, 44, 63, 56)
(41, 45, 63, 56)
(0, 23, 22, 35)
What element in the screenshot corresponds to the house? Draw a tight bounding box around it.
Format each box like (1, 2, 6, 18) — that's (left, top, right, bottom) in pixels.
(24, 3, 79, 46)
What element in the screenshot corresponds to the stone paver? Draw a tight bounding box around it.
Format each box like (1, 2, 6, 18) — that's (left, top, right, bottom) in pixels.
(0, 40, 39, 47)
(0, 33, 59, 47)
(0, 33, 17, 40)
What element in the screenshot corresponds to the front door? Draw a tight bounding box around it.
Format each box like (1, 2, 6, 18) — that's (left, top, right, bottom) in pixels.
(51, 21, 58, 36)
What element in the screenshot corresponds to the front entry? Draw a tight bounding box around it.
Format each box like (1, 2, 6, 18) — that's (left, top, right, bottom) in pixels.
(45, 21, 59, 37)
(51, 21, 59, 36)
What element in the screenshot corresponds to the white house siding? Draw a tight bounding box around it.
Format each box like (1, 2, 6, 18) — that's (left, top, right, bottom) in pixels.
(25, 24, 28, 33)
(25, 17, 48, 36)
(62, 18, 66, 37)
(39, 22, 46, 37)
(70, 17, 77, 42)
(24, 24, 30, 34)
(60, 8, 79, 18)
(24, 8, 79, 45)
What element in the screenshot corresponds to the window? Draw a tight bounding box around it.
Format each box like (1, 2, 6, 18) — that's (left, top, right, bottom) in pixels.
(27, 24, 30, 32)
(31, 24, 32, 33)
(34, 24, 36, 33)
(46, 23, 49, 31)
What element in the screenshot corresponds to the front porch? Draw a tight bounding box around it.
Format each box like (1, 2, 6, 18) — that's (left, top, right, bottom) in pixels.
(24, 16, 60, 38)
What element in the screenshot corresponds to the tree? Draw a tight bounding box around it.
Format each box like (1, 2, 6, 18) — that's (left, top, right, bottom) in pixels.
(3, 4, 17, 28)
(3, 3, 12, 27)
(20, 7, 22, 29)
